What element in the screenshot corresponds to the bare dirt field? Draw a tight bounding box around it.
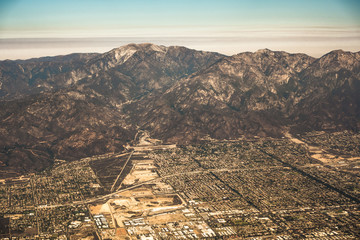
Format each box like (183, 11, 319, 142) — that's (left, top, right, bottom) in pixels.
(122, 160, 158, 185)
(147, 212, 188, 224)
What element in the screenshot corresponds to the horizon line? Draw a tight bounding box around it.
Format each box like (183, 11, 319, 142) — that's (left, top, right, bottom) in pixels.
(1, 41, 359, 61)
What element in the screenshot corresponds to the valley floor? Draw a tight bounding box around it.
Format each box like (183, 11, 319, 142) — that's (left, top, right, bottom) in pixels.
(0, 131, 359, 239)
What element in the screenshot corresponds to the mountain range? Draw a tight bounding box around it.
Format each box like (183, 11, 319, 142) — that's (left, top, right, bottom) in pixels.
(0, 43, 359, 177)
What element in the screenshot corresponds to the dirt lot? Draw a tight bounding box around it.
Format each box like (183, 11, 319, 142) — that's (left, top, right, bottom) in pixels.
(147, 212, 187, 224)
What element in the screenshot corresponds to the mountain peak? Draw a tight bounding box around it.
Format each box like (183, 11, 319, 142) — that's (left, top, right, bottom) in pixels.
(256, 48, 273, 54)
(316, 49, 359, 69)
(104, 43, 167, 65)
(320, 49, 358, 60)
(327, 49, 346, 55)
(119, 43, 167, 53)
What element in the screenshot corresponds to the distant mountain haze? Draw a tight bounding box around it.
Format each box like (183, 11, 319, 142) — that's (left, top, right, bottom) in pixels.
(0, 43, 359, 177)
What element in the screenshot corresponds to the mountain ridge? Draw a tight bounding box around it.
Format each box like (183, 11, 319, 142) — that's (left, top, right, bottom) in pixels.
(0, 43, 359, 177)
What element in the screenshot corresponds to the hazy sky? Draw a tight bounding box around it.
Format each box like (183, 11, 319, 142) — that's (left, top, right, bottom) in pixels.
(0, 0, 359, 59)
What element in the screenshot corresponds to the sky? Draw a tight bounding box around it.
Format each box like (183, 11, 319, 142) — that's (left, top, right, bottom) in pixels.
(0, 0, 359, 59)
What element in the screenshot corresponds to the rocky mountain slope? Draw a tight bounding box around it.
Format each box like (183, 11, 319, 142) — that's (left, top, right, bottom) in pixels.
(0, 44, 359, 177)
(0, 89, 134, 177)
(288, 50, 360, 131)
(0, 43, 224, 101)
(0, 44, 224, 176)
(139, 49, 359, 143)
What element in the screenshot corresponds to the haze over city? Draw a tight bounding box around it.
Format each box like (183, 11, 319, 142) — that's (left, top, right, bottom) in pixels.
(0, 0, 359, 60)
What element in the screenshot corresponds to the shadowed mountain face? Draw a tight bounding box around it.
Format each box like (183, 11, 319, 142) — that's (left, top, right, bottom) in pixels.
(288, 50, 360, 132)
(0, 43, 359, 176)
(0, 89, 134, 177)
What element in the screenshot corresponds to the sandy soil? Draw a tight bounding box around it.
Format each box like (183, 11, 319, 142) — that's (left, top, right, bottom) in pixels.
(285, 132, 347, 165)
(147, 212, 187, 224)
(284, 132, 305, 144)
(116, 228, 128, 239)
(122, 169, 158, 185)
(109, 183, 183, 229)
(311, 153, 345, 163)
(89, 204, 102, 214)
